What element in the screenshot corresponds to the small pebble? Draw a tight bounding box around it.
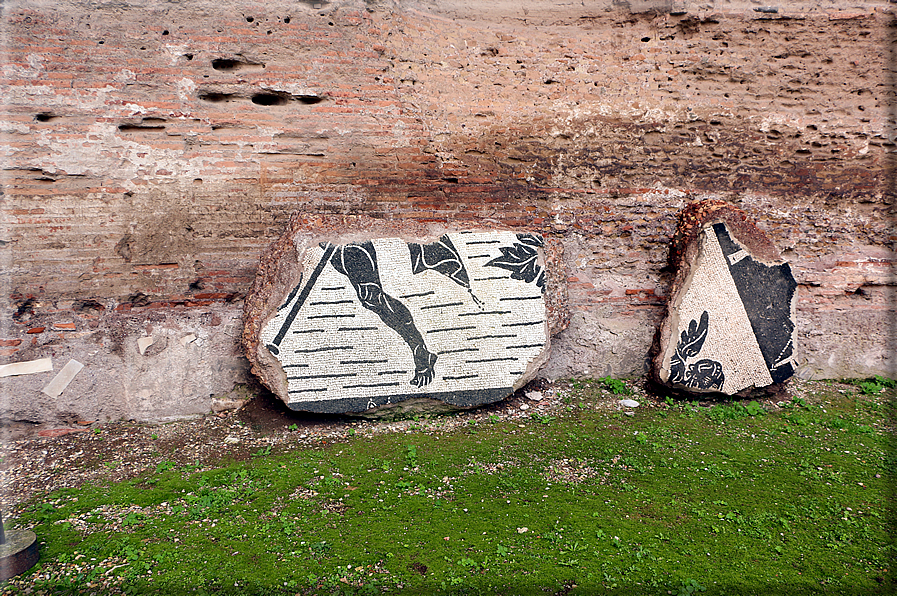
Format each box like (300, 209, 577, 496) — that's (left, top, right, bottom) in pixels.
(620, 399, 640, 408)
(525, 391, 543, 401)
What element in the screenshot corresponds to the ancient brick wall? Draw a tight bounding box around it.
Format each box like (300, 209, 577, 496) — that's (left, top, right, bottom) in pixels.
(1, 0, 893, 424)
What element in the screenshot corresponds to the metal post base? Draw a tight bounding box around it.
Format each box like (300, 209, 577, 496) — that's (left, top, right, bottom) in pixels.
(0, 529, 39, 582)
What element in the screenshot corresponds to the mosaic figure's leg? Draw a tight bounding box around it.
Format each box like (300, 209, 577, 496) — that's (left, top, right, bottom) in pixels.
(330, 243, 437, 387)
(409, 235, 483, 306)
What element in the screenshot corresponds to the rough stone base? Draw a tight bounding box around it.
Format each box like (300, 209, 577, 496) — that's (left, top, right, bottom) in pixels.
(0, 306, 250, 426)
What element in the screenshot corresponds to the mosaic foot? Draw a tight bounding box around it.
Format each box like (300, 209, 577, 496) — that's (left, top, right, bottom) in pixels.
(411, 349, 438, 388)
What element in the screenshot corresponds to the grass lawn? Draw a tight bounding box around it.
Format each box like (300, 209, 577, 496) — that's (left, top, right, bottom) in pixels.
(2, 378, 894, 595)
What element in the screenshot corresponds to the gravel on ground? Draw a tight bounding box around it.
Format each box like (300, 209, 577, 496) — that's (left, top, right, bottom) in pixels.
(0, 378, 825, 515)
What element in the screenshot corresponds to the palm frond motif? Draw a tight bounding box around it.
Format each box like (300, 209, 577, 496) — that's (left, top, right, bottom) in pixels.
(670, 310, 724, 391)
(678, 310, 709, 359)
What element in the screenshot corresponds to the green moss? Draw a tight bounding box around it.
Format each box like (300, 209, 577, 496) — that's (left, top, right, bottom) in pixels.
(4, 382, 894, 595)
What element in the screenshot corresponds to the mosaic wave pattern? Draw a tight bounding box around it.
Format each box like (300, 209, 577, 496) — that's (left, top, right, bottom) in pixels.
(260, 232, 548, 412)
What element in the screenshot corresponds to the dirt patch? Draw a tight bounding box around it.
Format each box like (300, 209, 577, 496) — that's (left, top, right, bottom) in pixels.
(235, 386, 339, 434)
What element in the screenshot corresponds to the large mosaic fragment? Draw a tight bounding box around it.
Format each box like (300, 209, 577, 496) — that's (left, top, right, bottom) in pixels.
(652, 200, 797, 395)
(244, 227, 551, 414)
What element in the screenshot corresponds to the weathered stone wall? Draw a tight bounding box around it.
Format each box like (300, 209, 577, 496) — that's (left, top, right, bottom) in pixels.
(1, 0, 893, 424)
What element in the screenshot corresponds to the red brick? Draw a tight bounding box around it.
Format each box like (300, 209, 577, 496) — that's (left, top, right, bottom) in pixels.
(38, 428, 88, 438)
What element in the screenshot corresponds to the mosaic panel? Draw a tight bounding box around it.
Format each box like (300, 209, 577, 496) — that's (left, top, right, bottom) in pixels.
(259, 231, 548, 412)
(662, 222, 797, 394)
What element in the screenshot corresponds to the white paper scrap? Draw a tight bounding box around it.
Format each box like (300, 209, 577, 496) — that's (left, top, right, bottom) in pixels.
(41, 359, 84, 398)
(137, 336, 154, 355)
(0, 358, 53, 378)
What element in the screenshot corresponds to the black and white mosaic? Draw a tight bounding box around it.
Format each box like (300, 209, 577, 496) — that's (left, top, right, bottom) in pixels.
(260, 232, 548, 412)
(661, 222, 797, 394)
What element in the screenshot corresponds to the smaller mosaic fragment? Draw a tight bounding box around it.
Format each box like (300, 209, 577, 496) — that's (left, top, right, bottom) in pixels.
(653, 201, 797, 396)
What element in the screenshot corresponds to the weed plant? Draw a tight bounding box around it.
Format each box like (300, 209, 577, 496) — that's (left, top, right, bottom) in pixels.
(2, 380, 893, 595)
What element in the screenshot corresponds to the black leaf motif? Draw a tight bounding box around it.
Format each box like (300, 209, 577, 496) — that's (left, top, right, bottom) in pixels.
(516, 233, 544, 248)
(485, 243, 541, 284)
(678, 310, 709, 359)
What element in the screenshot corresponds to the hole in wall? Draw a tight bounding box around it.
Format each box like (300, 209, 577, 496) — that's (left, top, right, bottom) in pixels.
(35, 113, 56, 122)
(184, 53, 194, 60)
(283, 16, 291, 23)
(297, 95, 323, 104)
(212, 58, 239, 71)
(118, 123, 166, 132)
(74, 299, 105, 312)
(98, 40, 104, 44)
(162, 29, 169, 35)
(641, 36, 651, 42)
(251, 93, 288, 106)
(199, 92, 236, 102)
(13, 298, 36, 322)
(127, 292, 150, 307)
(246, 16, 254, 22)
(211, 58, 265, 72)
